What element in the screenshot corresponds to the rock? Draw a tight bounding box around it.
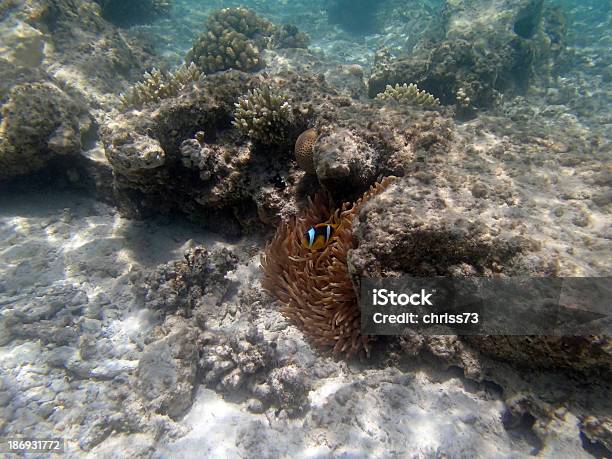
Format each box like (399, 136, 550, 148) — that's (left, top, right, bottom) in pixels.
(247, 398, 265, 414)
(0, 20, 45, 68)
(314, 128, 378, 197)
(367, 0, 566, 114)
(0, 81, 91, 182)
(136, 317, 198, 419)
(90, 359, 139, 379)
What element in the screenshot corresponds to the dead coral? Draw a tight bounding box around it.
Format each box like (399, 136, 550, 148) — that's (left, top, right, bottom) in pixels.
(261, 176, 396, 357)
(376, 83, 440, 108)
(140, 246, 239, 317)
(119, 63, 202, 109)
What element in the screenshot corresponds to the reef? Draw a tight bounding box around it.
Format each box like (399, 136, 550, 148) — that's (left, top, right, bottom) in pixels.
(0, 0, 159, 187)
(101, 67, 443, 234)
(93, 0, 172, 27)
(187, 7, 308, 75)
(368, 0, 568, 115)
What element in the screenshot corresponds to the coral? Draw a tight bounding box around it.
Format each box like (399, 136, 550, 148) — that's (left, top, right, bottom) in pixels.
(104, 69, 446, 231)
(104, 131, 166, 175)
(294, 128, 318, 174)
(119, 63, 202, 109)
(199, 328, 310, 415)
(465, 336, 612, 375)
(199, 327, 275, 391)
(367, 0, 566, 113)
(260, 176, 396, 357)
(232, 85, 295, 145)
(187, 8, 309, 74)
(186, 7, 274, 74)
(376, 83, 440, 108)
(140, 246, 239, 317)
(93, 0, 171, 27)
(350, 176, 531, 278)
(0, 81, 90, 182)
(270, 24, 310, 49)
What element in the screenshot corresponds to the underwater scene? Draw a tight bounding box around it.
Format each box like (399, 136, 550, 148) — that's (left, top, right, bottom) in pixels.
(0, 0, 611, 457)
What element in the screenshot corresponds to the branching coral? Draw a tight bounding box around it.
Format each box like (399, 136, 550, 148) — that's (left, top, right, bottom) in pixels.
(376, 83, 440, 107)
(260, 176, 396, 357)
(119, 63, 202, 109)
(232, 85, 294, 145)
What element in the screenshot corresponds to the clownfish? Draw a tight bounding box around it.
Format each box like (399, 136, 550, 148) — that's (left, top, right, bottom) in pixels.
(301, 223, 339, 250)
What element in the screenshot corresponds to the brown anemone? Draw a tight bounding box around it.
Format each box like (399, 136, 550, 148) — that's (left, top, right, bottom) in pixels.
(261, 176, 395, 357)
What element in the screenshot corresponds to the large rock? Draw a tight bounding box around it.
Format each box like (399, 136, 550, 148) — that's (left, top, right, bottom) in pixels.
(0, 82, 92, 182)
(368, 0, 566, 115)
(136, 317, 198, 419)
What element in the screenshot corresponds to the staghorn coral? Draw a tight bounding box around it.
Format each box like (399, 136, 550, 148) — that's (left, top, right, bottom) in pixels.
(376, 83, 440, 108)
(119, 62, 202, 109)
(187, 7, 274, 74)
(232, 85, 295, 145)
(93, 0, 171, 27)
(261, 176, 396, 357)
(294, 128, 318, 174)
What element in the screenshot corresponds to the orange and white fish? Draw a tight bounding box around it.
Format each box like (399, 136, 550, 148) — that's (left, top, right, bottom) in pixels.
(301, 223, 339, 250)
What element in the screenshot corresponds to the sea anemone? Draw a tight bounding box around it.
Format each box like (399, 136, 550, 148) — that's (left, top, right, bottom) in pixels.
(261, 176, 396, 357)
